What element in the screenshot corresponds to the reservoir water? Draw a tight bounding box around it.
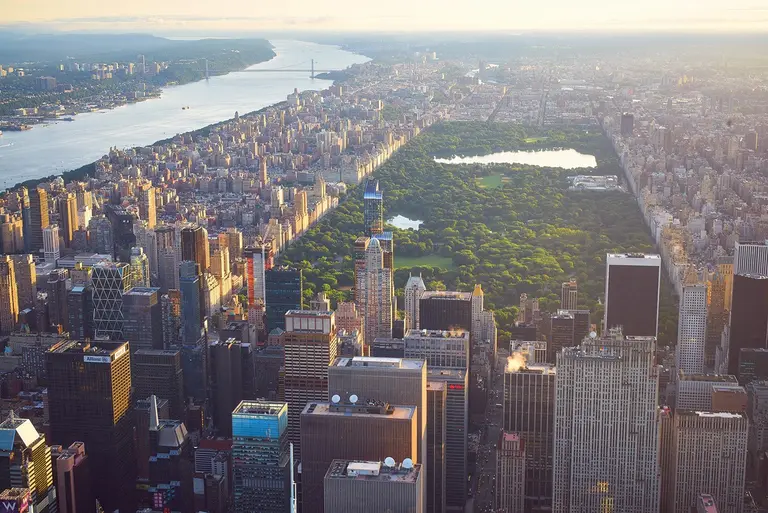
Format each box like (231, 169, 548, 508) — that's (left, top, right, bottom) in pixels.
(0, 40, 370, 187)
(388, 215, 423, 230)
(434, 148, 597, 169)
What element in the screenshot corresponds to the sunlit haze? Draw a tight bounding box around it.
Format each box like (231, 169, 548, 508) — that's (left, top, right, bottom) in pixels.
(2, 0, 768, 33)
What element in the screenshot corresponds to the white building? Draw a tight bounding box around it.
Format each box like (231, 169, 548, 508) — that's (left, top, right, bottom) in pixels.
(554, 330, 661, 513)
(676, 284, 708, 374)
(734, 241, 768, 276)
(404, 274, 426, 331)
(43, 224, 60, 264)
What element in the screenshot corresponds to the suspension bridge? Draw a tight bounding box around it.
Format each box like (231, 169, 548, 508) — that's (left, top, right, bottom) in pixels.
(205, 59, 340, 79)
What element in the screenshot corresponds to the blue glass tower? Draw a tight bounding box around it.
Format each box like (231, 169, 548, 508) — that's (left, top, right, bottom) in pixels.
(363, 179, 383, 236)
(265, 268, 302, 331)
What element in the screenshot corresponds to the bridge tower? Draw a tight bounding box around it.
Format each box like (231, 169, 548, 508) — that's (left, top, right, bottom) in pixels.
(311, 59, 315, 79)
(205, 59, 209, 80)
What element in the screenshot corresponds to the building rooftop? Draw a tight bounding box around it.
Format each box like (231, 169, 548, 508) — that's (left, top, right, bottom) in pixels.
(0, 414, 41, 450)
(233, 400, 287, 417)
(303, 402, 415, 420)
(426, 381, 446, 391)
(421, 291, 471, 300)
(333, 356, 424, 370)
(678, 373, 739, 383)
(285, 310, 333, 317)
(48, 340, 128, 358)
(123, 287, 160, 296)
(326, 459, 421, 484)
(607, 253, 661, 260)
(404, 329, 469, 339)
(507, 363, 557, 375)
(679, 411, 746, 419)
(427, 367, 467, 379)
(134, 349, 180, 356)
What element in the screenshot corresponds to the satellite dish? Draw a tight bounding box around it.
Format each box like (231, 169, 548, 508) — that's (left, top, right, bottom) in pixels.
(349, 394, 358, 404)
(402, 458, 413, 469)
(589, 331, 597, 339)
(384, 457, 395, 468)
(331, 394, 341, 404)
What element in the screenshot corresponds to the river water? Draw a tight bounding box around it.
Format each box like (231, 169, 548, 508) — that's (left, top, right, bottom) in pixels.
(0, 40, 370, 187)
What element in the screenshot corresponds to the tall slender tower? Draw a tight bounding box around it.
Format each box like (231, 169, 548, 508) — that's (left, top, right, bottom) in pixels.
(181, 225, 210, 272)
(471, 284, 484, 344)
(363, 179, 383, 236)
(362, 238, 392, 345)
(404, 274, 426, 331)
(137, 184, 157, 229)
(42, 224, 60, 263)
(91, 262, 133, 339)
(560, 279, 578, 310)
(27, 187, 49, 254)
(676, 284, 708, 374)
(0, 256, 19, 334)
(58, 192, 77, 248)
(728, 273, 768, 375)
(11, 255, 36, 310)
(554, 331, 660, 513)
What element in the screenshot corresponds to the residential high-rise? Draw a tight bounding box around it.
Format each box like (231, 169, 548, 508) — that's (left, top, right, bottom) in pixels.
(0, 256, 19, 334)
(105, 205, 136, 262)
(418, 291, 472, 333)
(728, 273, 768, 376)
(56, 442, 95, 513)
(404, 274, 426, 331)
(157, 248, 179, 293)
(426, 380, 446, 513)
(300, 399, 418, 513)
(244, 242, 272, 306)
(210, 339, 255, 437)
(264, 267, 303, 331)
(91, 261, 132, 339)
(560, 279, 578, 310)
(362, 238, 393, 344)
(353, 236, 370, 309)
(137, 184, 157, 229)
(676, 284, 708, 374)
(57, 193, 77, 248)
(46, 269, 68, 330)
(471, 284, 484, 343)
(667, 411, 747, 513)
(548, 312, 574, 364)
(42, 224, 59, 263)
(603, 253, 661, 337)
(231, 400, 290, 512)
(88, 216, 113, 255)
(404, 329, 469, 369)
(179, 261, 203, 346)
(46, 340, 135, 513)
(122, 287, 163, 353)
(496, 431, 526, 513)
(133, 349, 185, 419)
(27, 188, 49, 254)
(283, 310, 338, 457)
(503, 361, 555, 512)
(363, 179, 383, 236)
(67, 285, 94, 341)
(324, 459, 424, 513)
(0, 415, 56, 513)
(181, 225, 210, 272)
(427, 367, 468, 512)
(554, 331, 660, 513)
(11, 255, 36, 310)
(328, 356, 427, 466)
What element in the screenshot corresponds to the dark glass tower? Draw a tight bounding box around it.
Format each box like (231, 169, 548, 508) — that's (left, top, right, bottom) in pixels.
(363, 179, 383, 236)
(265, 268, 303, 331)
(604, 253, 661, 337)
(419, 291, 472, 332)
(728, 273, 768, 375)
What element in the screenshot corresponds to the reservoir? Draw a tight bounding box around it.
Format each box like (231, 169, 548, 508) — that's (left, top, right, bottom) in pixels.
(388, 215, 423, 230)
(0, 40, 369, 187)
(434, 148, 597, 169)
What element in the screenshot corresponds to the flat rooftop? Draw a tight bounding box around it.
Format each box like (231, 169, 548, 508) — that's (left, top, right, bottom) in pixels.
(134, 349, 180, 356)
(333, 356, 424, 370)
(427, 367, 467, 379)
(285, 310, 333, 317)
(326, 459, 421, 483)
(233, 400, 287, 416)
(507, 363, 557, 375)
(427, 381, 446, 391)
(421, 291, 471, 300)
(678, 411, 745, 419)
(607, 253, 661, 260)
(49, 340, 127, 356)
(678, 373, 739, 384)
(303, 402, 415, 420)
(404, 329, 469, 339)
(124, 287, 160, 296)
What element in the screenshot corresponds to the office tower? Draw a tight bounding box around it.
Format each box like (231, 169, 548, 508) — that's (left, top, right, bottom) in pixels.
(157, 248, 179, 293)
(404, 274, 426, 331)
(419, 291, 472, 332)
(300, 399, 418, 513)
(137, 184, 156, 228)
(210, 339, 255, 437)
(707, 268, 729, 370)
(363, 179, 383, 236)
(57, 193, 77, 248)
(21, 188, 32, 253)
(371, 337, 405, 357)
(201, 272, 221, 318)
(56, 442, 95, 513)
(728, 273, 768, 376)
(67, 285, 94, 341)
(231, 401, 290, 512)
(210, 247, 232, 301)
(0, 415, 56, 513)
(560, 279, 578, 310)
(221, 227, 243, 262)
(554, 332, 660, 513)
(667, 411, 747, 513)
(738, 348, 768, 384)
(105, 205, 136, 262)
(0, 256, 19, 334)
(510, 322, 537, 344)
(604, 253, 661, 337)
(91, 261, 132, 339)
(496, 432, 526, 513)
(46, 269, 68, 330)
(503, 362, 555, 512)
(283, 310, 338, 457)
(11, 255, 36, 310)
(362, 238, 393, 344)
(324, 459, 424, 513)
(133, 349, 184, 418)
(404, 329, 469, 368)
(122, 287, 163, 352)
(426, 380, 446, 513)
(129, 247, 150, 287)
(46, 341, 135, 513)
(180, 338, 208, 404)
(0, 214, 24, 254)
(27, 188, 49, 254)
(42, 225, 59, 263)
(328, 356, 427, 466)
(677, 284, 708, 374)
(265, 267, 303, 331)
(620, 112, 634, 136)
(675, 373, 742, 411)
(133, 221, 158, 281)
(353, 236, 370, 308)
(180, 261, 202, 346)
(393, 318, 406, 339)
(427, 367, 467, 512)
(88, 216, 113, 255)
(245, 242, 271, 306)
(548, 312, 574, 364)
(161, 290, 181, 347)
(734, 241, 768, 275)
(181, 225, 210, 272)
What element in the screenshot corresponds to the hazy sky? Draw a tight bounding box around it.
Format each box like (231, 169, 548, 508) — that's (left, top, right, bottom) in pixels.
(2, 0, 768, 33)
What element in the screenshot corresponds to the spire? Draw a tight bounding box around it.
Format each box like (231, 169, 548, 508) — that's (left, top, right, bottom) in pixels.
(149, 394, 160, 431)
(473, 283, 484, 297)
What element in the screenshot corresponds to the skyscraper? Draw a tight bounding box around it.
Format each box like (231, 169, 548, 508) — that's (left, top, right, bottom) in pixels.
(57, 193, 77, 248)
(245, 243, 271, 306)
(620, 112, 634, 136)
(496, 431, 526, 513)
(179, 261, 202, 346)
(426, 380, 446, 513)
(46, 269, 68, 330)
(728, 273, 768, 376)
(324, 459, 424, 513)
(362, 238, 393, 344)
(265, 267, 303, 331)
(87, 216, 113, 255)
(122, 287, 163, 352)
(27, 188, 49, 254)
(676, 284, 708, 375)
(404, 329, 470, 369)
(137, 184, 157, 229)
(404, 274, 426, 331)
(503, 361, 555, 512)
(91, 261, 132, 339)
(67, 285, 94, 341)
(11, 255, 36, 311)
(419, 291, 472, 333)
(181, 225, 210, 272)
(734, 241, 768, 276)
(363, 179, 383, 236)
(56, 442, 95, 513)
(603, 253, 661, 337)
(133, 349, 185, 419)
(0, 256, 19, 334)
(210, 339, 255, 437)
(105, 205, 136, 262)
(560, 279, 578, 310)
(157, 248, 179, 293)
(46, 340, 136, 513)
(231, 400, 290, 512)
(283, 310, 338, 457)
(353, 236, 370, 309)
(129, 246, 151, 287)
(554, 331, 660, 513)
(42, 224, 59, 263)
(675, 373, 742, 411)
(548, 312, 574, 364)
(0, 415, 56, 513)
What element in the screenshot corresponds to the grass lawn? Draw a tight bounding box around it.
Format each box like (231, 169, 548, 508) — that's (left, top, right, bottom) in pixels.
(524, 136, 549, 143)
(477, 173, 507, 188)
(395, 255, 455, 270)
